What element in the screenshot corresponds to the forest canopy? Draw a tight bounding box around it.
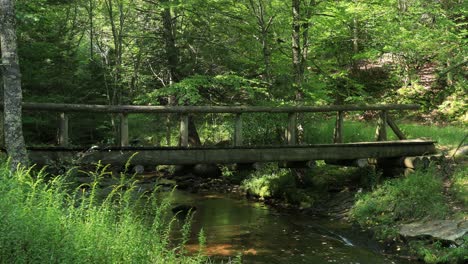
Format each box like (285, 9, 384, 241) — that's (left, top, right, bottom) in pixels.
(3, 0, 466, 145)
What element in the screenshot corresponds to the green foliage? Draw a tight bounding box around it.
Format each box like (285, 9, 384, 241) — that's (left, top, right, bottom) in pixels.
(304, 117, 466, 147)
(451, 166, 468, 206)
(350, 168, 448, 236)
(241, 164, 313, 206)
(410, 238, 468, 264)
(0, 161, 205, 264)
(137, 74, 268, 106)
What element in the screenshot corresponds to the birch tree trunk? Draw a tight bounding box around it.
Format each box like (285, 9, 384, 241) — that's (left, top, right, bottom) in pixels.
(0, 0, 28, 170)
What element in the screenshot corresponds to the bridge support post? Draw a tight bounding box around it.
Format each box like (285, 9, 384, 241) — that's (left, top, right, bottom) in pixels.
(59, 112, 69, 147)
(180, 114, 189, 147)
(234, 113, 243, 146)
(333, 111, 344, 143)
(376, 110, 388, 141)
(287, 112, 297, 145)
(120, 113, 129, 147)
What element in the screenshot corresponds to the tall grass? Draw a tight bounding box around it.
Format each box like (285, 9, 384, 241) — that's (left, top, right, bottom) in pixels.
(350, 168, 449, 237)
(304, 118, 466, 147)
(0, 161, 205, 264)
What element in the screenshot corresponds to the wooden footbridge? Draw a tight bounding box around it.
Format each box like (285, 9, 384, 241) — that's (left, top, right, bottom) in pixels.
(1, 103, 437, 168)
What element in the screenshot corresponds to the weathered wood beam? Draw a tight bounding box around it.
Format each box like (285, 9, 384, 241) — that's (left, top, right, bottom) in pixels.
(379, 156, 431, 169)
(45, 140, 436, 166)
(234, 113, 243, 147)
(279, 160, 316, 168)
(375, 110, 388, 141)
(325, 158, 369, 168)
(333, 111, 344, 143)
(120, 113, 129, 147)
(387, 116, 406, 140)
(59, 112, 69, 147)
(287, 112, 297, 145)
(0, 103, 420, 114)
(180, 114, 189, 147)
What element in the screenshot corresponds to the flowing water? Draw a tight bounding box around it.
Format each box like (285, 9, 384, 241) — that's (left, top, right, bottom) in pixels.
(169, 190, 413, 264)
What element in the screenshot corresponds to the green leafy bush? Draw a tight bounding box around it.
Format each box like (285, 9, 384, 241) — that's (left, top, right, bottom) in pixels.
(350, 168, 448, 231)
(0, 161, 205, 264)
(241, 164, 313, 205)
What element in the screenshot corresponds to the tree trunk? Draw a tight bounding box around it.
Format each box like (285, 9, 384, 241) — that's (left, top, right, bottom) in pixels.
(292, 0, 302, 89)
(161, 0, 201, 146)
(0, 0, 28, 169)
(162, 0, 179, 84)
(247, 0, 274, 83)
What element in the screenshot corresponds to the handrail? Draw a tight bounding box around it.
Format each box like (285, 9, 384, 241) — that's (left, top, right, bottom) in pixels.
(0, 103, 419, 114)
(0, 102, 417, 148)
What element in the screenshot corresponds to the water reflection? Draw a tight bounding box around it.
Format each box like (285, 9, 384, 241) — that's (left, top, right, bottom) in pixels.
(169, 190, 411, 264)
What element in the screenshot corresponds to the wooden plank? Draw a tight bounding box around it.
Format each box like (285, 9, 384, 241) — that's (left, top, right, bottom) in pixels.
(180, 114, 189, 147)
(120, 113, 129, 147)
(387, 116, 406, 140)
(375, 110, 388, 141)
(325, 159, 369, 168)
(287, 112, 297, 145)
(2, 103, 420, 114)
(59, 112, 69, 147)
(234, 113, 243, 146)
(333, 111, 344, 143)
(69, 140, 437, 166)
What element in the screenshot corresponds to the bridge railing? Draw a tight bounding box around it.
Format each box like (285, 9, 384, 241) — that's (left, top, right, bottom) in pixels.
(0, 103, 419, 148)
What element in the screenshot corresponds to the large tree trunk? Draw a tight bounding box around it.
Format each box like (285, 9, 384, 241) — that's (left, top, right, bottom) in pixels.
(161, 0, 201, 146)
(0, 0, 28, 169)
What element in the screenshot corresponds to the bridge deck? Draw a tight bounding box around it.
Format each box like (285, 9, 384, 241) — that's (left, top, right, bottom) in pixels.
(25, 139, 437, 166)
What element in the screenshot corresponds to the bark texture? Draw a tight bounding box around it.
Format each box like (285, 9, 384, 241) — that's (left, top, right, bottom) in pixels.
(0, 0, 28, 169)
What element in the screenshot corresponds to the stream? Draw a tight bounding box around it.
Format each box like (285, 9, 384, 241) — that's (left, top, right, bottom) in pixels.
(169, 190, 413, 264)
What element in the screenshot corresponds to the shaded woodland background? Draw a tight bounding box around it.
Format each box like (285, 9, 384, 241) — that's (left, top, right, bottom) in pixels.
(3, 0, 466, 145)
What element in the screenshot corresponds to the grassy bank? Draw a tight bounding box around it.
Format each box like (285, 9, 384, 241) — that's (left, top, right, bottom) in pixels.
(0, 161, 205, 264)
(304, 118, 466, 147)
(350, 166, 467, 263)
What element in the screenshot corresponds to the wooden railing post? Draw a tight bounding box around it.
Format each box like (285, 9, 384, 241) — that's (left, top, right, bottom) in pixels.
(59, 112, 69, 147)
(387, 115, 406, 140)
(234, 113, 243, 146)
(120, 113, 129, 147)
(333, 111, 344, 143)
(375, 110, 388, 141)
(180, 114, 189, 147)
(287, 112, 297, 145)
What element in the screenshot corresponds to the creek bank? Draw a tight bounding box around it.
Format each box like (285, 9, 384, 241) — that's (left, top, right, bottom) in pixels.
(399, 220, 468, 245)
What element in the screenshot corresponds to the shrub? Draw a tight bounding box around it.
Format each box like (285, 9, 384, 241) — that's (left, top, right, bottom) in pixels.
(350, 168, 448, 233)
(240, 164, 313, 205)
(0, 161, 205, 264)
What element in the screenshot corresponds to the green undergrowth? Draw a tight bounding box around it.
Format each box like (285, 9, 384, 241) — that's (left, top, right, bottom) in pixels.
(304, 118, 465, 147)
(351, 166, 468, 263)
(238, 163, 367, 207)
(409, 238, 468, 264)
(0, 161, 206, 264)
(239, 164, 315, 206)
(451, 166, 468, 206)
(350, 168, 449, 237)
